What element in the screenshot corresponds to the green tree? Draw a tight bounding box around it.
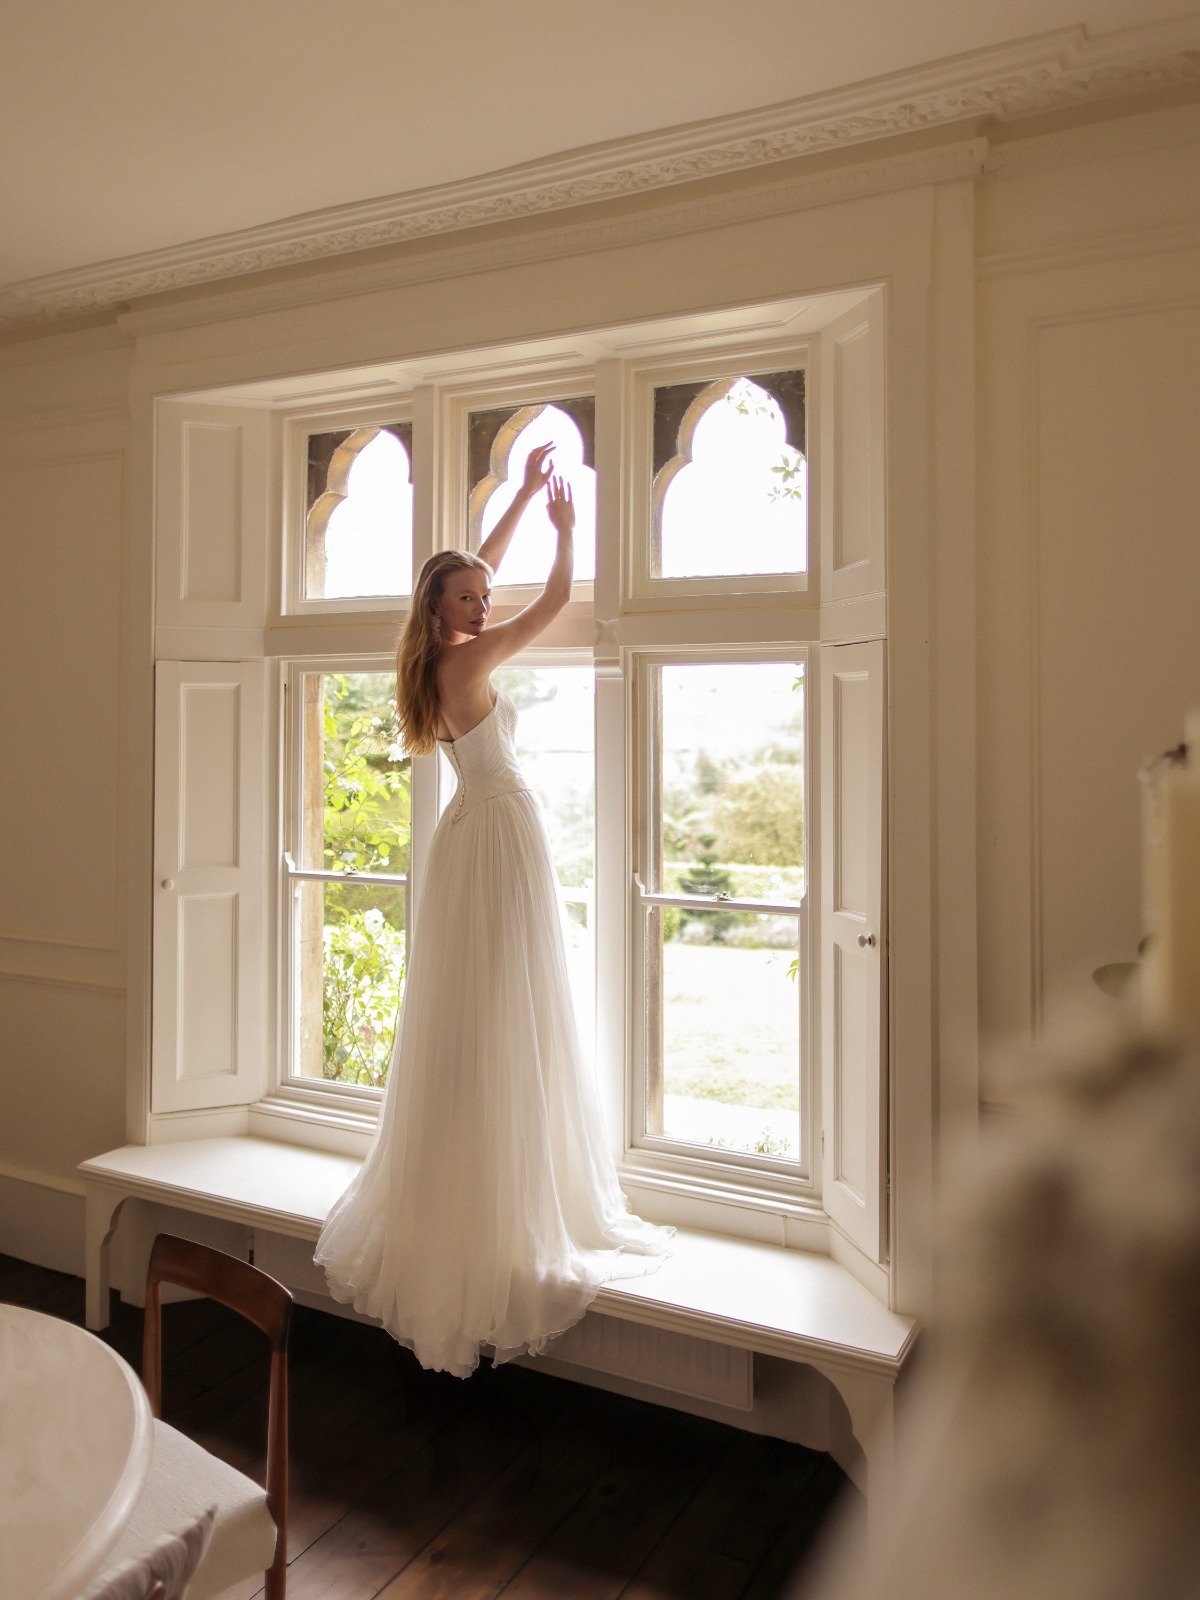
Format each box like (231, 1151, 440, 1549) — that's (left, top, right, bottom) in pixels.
(679, 833, 736, 942)
(320, 674, 412, 1081)
(713, 765, 803, 871)
(694, 748, 725, 796)
(323, 675, 410, 880)
(323, 907, 404, 1086)
(493, 667, 558, 712)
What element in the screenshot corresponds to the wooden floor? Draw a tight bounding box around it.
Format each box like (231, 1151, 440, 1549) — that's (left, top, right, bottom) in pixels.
(1, 1253, 853, 1600)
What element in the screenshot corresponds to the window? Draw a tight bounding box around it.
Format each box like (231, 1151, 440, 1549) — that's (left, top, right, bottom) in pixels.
(305, 424, 413, 599)
(151, 293, 886, 1251)
(469, 401, 597, 585)
(633, 658, 806, 1169)
(286, 669, 410, 1090)
(281, 659, 597, 1098)
(653, 371, 806, 580)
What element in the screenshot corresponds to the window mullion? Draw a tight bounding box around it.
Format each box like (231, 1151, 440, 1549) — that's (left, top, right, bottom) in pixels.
(592, 359, 628, 1161)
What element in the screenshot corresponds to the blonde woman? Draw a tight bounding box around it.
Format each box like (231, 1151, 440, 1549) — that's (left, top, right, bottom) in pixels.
(316, 445, 671, 1377)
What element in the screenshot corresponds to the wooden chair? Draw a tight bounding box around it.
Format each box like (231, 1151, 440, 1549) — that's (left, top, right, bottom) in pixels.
(101, 1233, 293, 1600)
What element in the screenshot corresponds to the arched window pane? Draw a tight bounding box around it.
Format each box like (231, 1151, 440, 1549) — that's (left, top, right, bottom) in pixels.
(469, 399, 596, 585)
(305, 423, 413, 599)
(653, 371, 806, 580)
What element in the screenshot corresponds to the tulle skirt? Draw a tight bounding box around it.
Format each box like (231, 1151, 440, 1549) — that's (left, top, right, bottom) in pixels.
(315, 788, 672, 1377)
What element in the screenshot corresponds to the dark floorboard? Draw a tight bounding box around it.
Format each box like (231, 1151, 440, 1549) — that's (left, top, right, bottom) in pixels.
(0, 1253, 852, 1600)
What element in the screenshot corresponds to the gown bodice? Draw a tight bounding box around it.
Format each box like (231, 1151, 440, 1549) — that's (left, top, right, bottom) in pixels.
(438, 691, 528, 824)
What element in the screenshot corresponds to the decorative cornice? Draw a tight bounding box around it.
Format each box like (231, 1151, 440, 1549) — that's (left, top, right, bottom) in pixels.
(117, 138, 986, 337)
(3, 14, 1199, 333)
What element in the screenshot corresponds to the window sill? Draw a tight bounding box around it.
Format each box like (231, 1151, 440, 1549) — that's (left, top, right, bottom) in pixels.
(237, 1096, 833, 1252)
(148, 1100, 883, 1286)
(80, 1134, 912, 1370)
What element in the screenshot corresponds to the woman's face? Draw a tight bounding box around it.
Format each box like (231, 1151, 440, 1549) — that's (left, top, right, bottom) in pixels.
(435, 568, 492, 640)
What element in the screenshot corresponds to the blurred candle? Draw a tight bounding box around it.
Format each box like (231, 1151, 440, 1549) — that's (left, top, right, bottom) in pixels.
(1145, 713, 1200, 1034)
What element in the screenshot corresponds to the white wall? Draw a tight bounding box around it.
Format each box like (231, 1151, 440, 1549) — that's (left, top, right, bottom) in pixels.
(1, 93, 1198, 1284)
(976, 101, 1200, 1090)
(0, 331, 133, 1269)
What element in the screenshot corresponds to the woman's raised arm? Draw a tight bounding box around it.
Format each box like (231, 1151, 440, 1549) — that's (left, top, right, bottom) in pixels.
(450, 477, 575, 679)
(476, 444, 554, 575)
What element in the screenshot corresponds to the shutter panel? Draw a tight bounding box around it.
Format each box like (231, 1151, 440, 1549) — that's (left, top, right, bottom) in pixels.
(819, 292, 886, 605)
(152, 661, 268, 1112)
(820, 640, 887, 1260)
(155, 403, 270, 630)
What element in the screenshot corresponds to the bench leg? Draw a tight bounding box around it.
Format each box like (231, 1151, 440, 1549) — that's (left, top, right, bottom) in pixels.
(84, 1187, 126, 1331)
(810, 1359, 896, 1538)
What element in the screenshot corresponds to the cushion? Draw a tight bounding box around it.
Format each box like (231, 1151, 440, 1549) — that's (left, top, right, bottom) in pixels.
(95, 1420, 278, 1600)
(80, 1504, 215, 1600)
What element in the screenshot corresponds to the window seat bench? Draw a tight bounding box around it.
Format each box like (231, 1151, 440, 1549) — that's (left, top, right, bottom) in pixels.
(80, 1136, 915, 1491)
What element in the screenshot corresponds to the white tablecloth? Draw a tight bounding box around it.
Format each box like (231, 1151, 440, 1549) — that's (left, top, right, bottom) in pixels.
(0, 1303, 152, 1600)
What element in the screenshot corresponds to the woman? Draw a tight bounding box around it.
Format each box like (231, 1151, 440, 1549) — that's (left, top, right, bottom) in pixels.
(316, 443, 671, 1377)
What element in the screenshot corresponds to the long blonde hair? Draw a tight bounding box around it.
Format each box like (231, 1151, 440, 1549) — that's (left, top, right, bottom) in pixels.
(396, 550, 493, 756)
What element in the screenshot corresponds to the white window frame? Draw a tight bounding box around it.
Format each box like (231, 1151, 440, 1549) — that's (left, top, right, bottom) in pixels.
(623, 645, 816, 1198)
(275, 654, 415, 1113)
(625, 339, 813, 610)
(436, 368, 599, 613)
(281, 397, 416, 618)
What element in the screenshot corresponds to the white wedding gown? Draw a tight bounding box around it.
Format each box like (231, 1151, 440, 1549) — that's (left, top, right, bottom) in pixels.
(315, 688, 672, 1376)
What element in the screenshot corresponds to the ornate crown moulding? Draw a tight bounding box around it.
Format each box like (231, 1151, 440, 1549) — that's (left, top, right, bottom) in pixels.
(3, 15, 1199, 332)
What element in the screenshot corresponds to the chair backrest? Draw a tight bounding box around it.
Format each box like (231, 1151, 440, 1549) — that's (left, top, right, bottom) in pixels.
(143, 1233, 292, 1600)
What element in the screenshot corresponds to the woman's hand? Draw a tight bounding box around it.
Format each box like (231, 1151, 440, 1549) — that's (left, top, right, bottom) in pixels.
(546, 475, 575, 535)
(522, 443, 554, 498)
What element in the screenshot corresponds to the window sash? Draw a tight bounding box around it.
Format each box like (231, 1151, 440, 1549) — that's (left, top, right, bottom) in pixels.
(626, 647, 814, 1186)
(279, 660, 413, 1093)
(282, 399, 416, 618)
(625, 345, 813, 607)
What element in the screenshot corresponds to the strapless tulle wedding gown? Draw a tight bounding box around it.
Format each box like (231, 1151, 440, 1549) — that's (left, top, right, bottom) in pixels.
(315, 688, 672, 1376)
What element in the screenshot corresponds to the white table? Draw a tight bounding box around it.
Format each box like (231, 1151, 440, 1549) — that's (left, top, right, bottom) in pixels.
(0, 1303, 152, 1600)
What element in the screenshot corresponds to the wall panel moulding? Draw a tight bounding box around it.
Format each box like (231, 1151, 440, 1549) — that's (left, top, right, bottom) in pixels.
(2, 17, 1198, 336)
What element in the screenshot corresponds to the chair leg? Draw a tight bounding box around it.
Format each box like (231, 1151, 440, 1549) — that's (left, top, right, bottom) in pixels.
(265, 1538, 287, 1600)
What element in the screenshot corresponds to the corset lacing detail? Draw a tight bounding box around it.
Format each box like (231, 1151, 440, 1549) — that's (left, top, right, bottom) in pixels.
(445, 744, 467, 824)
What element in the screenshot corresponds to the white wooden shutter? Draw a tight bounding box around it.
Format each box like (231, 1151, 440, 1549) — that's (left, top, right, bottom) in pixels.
(819, 292, 886, 605)
(152, 661, 268, 1112)
(155, 403, 270, 630)
(820, 639, 887, 1260)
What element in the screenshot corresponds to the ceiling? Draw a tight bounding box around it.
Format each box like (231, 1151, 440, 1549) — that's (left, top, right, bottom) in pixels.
(1, 0, 1194, 293)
